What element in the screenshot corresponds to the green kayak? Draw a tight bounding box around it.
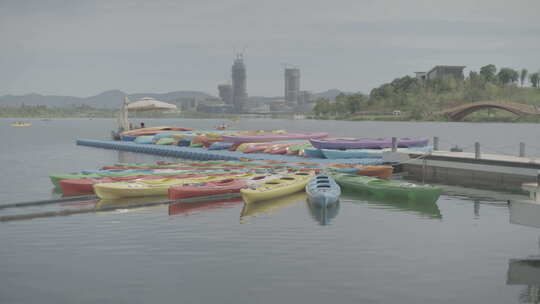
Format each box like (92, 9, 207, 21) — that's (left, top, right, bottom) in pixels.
(332, 173, 442, 204)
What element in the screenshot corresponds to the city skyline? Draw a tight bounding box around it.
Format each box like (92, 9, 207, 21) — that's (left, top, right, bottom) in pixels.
(1, 0, 539, 97)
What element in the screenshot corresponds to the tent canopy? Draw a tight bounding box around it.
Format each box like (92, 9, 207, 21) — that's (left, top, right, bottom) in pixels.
(126, 97, 178, 112)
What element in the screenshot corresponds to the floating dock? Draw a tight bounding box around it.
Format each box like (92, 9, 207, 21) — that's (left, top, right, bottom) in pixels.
(76, 139, 384, 165)
(386, 150, 540, 192)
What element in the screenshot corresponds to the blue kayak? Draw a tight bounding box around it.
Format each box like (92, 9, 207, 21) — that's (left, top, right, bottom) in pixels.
(303, 148, 326, 158)
(321, 149, 384, 159)
(208, 142, 234, 150)
(305, 174, 341, 208)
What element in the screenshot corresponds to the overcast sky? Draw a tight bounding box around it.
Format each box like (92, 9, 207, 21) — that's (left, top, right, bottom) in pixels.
(1, 0, 539, 97)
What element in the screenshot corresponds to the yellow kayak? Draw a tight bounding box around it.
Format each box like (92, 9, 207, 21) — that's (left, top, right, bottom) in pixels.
(94, 173, 254, 199)
(240, 171, 314, 204)
(11, 123, 32, 127)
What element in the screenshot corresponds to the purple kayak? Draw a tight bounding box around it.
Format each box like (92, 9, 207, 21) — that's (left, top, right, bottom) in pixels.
(310, 138, 392, 149)
(310, 137, 429, 149)
(222, 132, 328, 144)
(398, 137, 429, 148)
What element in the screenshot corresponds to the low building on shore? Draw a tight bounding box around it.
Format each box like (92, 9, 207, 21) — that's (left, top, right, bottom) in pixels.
(416, 65, 466, 80)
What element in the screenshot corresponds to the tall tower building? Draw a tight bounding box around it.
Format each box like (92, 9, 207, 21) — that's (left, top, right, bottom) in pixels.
(217, 84, 233, 105)
(284, 68, 300, 107)
(231, 54, 247, 113)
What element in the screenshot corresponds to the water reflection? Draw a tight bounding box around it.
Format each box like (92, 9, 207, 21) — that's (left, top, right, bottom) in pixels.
(342, 190, 442, 219)
(96, 195, 170, 210)
(306, 200, 340, 226)
(507, 257, 540, 304)
(240, 192, 307, 220)
(509, 200, 540, 229)
(474, 200, 480, 219)
(169, 197, 243, 216)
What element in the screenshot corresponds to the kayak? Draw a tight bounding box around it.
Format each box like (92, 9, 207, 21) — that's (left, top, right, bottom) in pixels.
(287, 143, 312, 155)
(357, 165, 394, 179)
(321, 149, 384, 159)
(243, 143, 274, 153)
(94, 173, 254, 199)
(332, 173, 442, 203)
(121, 126, 192, 137)
(240, 171, 315, 204)
(168, 173, 286, 200)
(305, 174, 341, 208)
(310, 138, 392, 150)
(310, 137, 429, 150)
(208, 142, 234, 150)
(168, 178, 248, 200)
(50, 169, 232, 188)
(264, 143, 298, 154)
(303, 148, 325, 158)
(59, 172, 238, 196)
(11, 123, 32, 127)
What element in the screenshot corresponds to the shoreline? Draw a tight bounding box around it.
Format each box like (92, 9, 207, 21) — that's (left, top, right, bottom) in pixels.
(2, 113, 538, 123)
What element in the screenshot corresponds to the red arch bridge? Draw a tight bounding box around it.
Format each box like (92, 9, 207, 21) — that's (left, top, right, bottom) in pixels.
(439, 101, 539, 121)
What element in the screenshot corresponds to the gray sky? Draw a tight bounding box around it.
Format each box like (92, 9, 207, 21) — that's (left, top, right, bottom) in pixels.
(1, 0, 539, 97)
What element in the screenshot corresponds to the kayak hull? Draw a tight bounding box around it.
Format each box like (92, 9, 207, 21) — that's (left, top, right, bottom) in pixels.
(241, 171, 314, 204)
(306, 174, 341, 208)
(332, 173, 442, 203)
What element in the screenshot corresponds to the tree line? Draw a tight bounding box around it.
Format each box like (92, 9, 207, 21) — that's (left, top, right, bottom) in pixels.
(312, 64, 540, 119)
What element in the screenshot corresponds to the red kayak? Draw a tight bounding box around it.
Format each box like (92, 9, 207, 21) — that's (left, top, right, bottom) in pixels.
(264, 143, 295, 154)
(59, 172, 240, 197)
(243, 143, 273, 153)
(167, 175, 273, 200)
(168, 178, 248, 200)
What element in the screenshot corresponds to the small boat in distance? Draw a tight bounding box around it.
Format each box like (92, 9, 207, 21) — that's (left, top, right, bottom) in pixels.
(11, 122, 32, 127)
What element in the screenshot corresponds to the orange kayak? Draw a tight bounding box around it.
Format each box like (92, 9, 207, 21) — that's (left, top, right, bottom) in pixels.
(357, 166, 394, 179)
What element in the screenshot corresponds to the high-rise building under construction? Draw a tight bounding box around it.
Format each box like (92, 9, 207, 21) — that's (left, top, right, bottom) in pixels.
(284, 68, 300, 107)
(231, 54, 247, 113)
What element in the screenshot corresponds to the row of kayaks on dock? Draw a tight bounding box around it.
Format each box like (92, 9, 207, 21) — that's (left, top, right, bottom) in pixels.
(115, 126, 431, 161)
(50, 160, 443, 213)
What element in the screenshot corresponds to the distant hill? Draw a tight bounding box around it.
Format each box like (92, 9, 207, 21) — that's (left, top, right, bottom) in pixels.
(0, 88, 354, 108)
(0, 90, 216, 108)
(312, 89, 357, 101)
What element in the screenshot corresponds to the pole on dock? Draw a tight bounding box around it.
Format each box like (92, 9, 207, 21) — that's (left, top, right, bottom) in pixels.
(519, 142, 525, 157)
(537, 170, 540, 202)
(475, 142, 480, 159)
(392, 137, 397, 152)
(433, 137, 439, 151)
(422, 156, 427, 184)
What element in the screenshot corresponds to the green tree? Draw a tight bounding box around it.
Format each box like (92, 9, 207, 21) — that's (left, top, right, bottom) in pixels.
(497, 68, 519, 85)
(479, 64, 497, 82)
(530, 73, 540, 88)
(520, 69, 528, 87)
(313, 98, 330, 116)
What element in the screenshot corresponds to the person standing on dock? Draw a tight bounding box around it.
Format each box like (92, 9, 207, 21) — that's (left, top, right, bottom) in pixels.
(140, 122, 145, 128)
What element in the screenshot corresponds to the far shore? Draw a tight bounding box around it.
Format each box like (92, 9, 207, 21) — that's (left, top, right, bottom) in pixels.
(1, 111, 538, 123)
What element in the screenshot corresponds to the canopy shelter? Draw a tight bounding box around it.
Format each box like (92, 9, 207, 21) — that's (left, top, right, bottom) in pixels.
(126, 97, 178, 112)
(116, 97, 178, 134)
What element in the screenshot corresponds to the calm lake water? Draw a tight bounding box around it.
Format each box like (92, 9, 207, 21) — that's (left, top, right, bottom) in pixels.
(1, 118, 540, 303)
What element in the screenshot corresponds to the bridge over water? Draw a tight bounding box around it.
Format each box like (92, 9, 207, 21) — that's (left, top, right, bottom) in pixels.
(440, 101, 539, 121)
